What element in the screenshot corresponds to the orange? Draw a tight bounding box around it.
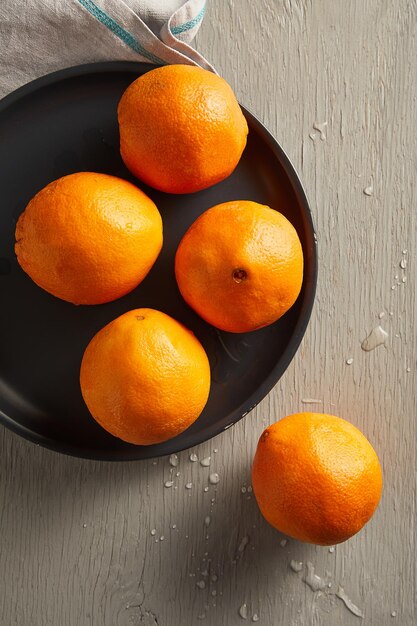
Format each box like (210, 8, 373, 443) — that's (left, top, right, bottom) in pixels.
(15, 172, 162, 305)
(175, 200, 304, 333)
(80, 308, 211, 445)
(252, 413, 383, 545)
(117, 65, 248, 194)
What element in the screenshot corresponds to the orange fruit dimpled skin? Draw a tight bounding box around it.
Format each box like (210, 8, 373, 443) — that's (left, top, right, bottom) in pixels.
(118, 65, 248, 194)
(15, 172, 163, 305)
(80, 308, 211, 446)
(175, 201, 304, 333)
(252, 413, 383, 545)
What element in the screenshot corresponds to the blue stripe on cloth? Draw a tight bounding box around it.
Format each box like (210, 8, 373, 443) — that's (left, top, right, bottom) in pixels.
(171, 3, 206, 35)
(77, 0, 165, 65)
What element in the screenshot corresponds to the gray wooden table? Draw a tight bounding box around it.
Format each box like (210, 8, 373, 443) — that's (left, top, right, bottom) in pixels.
(1, 1, 416, 624)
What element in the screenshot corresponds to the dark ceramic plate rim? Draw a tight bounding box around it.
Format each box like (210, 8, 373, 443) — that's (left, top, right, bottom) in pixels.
(0, 62, 318, 461)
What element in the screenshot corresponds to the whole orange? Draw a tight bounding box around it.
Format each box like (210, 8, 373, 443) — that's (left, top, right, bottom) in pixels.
(252, 413, 383, 545)
(117, 65, 248, 194)
(15, 172, 162, 305)
(80, 308, 211, 445)
(175, 201, 304, 333)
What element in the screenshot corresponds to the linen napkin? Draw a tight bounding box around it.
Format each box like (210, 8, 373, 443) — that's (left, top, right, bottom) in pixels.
(0, 0, 214, 99)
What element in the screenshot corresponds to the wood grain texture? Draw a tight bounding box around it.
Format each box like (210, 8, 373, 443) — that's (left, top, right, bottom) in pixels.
(0, 1, 416, 624)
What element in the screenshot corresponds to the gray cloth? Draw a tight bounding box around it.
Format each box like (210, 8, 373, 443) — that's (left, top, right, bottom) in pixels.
(0, 0, 213, 99)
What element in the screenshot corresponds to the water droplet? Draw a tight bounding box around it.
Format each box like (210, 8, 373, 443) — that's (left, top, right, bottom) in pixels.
(241, 486, 247, 493)
(400, 258, 407, 269)
(204, 487, 209, 492)
(150, 529, 156, 536)
(363, 186, 373, 196)
(402, 276, 407, 283)
(313, 120, 328, 141)
(361, 325, 388, 351)
(406, 367, 411, 373)
(152, 461, 157, 465)
(176, 471, 180, 477)
(379, 311, 385, 319)
(197, 613, 206, 620)
(172, 524, 177, 529)
(247, 485, 253, 493)
(169, 454, 178, 467)
(346, 358, 353, 365)
(185, 482, 193, 490)
(238, 536, 249, 553)
(211, 590, 217, 597)
(252, 614, 259, 622)
(200, 456, 211, 467)
(82, 523, 87, 528)
(304, 562, 327, 591)
(290, 560, 303, 573)
(301, 398, 322, 404)
(391, 285, 396, 290)
(209, 473, 220, 485)
(211, 574, 218, 582)
(336, 586, 364, 618)
(213, 448, 218, 453)
(309, 131, 317, 140)
(190, 453, 198, 462)
(391, 610, 397, 617)
(204, 516, 211, 527)
(239, 603, 248, 619)
(196, 580, 206, 589)
(280, 539, 287, 548)
(164, 480, 174, 488)
(329, 546, 335, 553)
(160, 535, 164, 541)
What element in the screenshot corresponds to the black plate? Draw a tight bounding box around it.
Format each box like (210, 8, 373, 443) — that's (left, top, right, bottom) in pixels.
(0, 62, 317, 460)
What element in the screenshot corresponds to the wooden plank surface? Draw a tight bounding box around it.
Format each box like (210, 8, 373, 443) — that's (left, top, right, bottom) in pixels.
(0, 1, 416, 624)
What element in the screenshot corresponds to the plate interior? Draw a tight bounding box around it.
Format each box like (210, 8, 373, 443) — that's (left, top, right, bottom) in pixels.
(0, 63, 317, 460)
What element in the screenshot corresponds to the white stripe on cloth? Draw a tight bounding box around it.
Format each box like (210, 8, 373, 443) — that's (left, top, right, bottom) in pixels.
(96, 0, 215, 71)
